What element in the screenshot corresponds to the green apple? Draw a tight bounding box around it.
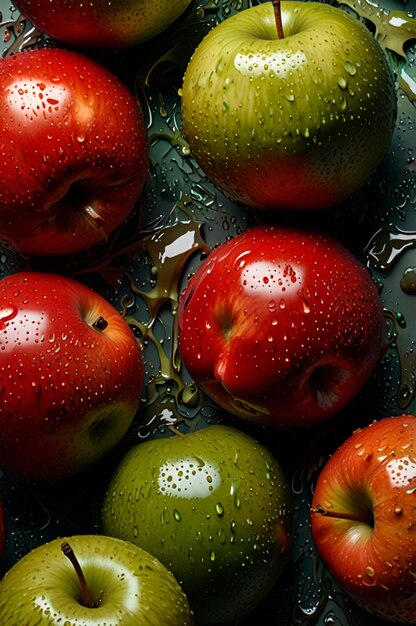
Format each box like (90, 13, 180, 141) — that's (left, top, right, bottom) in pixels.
(0, 534, 194, 625)
(180, 0, 397, 210)
(101, 424, 293, 624)
(14, 0, 194, 48)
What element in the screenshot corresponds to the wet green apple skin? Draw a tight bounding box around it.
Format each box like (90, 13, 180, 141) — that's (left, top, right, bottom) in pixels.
(0, 535, 194, 626)
(311, 415, 416, 624)
(181, 1, 397, 210)
(102, 424, 293, 624)
(14, 0, 193, 48)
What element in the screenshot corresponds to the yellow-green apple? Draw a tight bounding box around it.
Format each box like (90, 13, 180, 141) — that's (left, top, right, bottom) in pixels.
(102, 424, 293, 624)
(311, 415, 416, 624)
(177, 224, 386, 427)
(0, 534, 194, 625)
(180, 0, 397, 210)
(0, 47, 148, 256)
(13, 0, 194, 48)
(0, 271, 144, 480)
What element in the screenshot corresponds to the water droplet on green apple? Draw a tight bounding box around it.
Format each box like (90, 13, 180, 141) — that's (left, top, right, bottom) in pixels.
(344, 60, 357, 76)
(337, 75, 348, 89)
(215, 503, 224, 517)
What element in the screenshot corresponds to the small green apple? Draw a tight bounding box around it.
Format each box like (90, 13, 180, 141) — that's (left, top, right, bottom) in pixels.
(0, 534, 194, 625)
(181, 0, 397, 210)
(14, 0, 194, 48)
(101, 424, 293, 624)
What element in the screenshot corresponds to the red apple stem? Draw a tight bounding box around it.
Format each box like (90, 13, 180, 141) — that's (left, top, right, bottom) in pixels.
(272, 0, 284, 39)
(92, 316, 109, 331)
(61, 542, 95, 608)
(311, 504, 373, 524)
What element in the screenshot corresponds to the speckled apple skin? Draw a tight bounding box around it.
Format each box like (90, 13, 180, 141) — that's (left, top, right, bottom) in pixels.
(177, 224, 386, 427)
(0, 535, 194, 625)
(311, 415, 416, 624)
(102, 424, 293, 624)
(181, 1, 397, 210)
(14, 0, 193, 48)
(0, 271, 144, 480)
(0, 48, 148, 256)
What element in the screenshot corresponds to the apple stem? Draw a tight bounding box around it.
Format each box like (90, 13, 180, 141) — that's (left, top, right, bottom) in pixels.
(83, 205, 105, 229)
(311, 504, 373, 524)
(92, 316, 109, 331)
(272, 0, 284, 39)
(61, 542, 95, 608)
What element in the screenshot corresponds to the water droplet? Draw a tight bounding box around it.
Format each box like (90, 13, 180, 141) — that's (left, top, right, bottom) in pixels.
(0, 304, 17, 328)
(215, 503, 224, 517)
(337, 75, 348, 89)
(344, 60, 357, 76)
(395, 311, 406, 328)
(400, 267, 416, 294)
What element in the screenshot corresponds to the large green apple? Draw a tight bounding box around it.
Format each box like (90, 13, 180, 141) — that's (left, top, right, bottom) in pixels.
(181, 0, 397, 210)
(14, 0, 194, 48)
(101, 424, 293, 624)
(0, 534, 194, 625)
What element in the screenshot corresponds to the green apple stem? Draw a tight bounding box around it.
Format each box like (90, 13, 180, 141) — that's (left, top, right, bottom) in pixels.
(92, 316, 109, 331)
(272, 0, 284, 39)
(311, 504, 373, 524)
(61, 542, 95, 608)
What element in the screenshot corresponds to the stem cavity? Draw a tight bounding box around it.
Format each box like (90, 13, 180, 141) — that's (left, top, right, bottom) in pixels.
(311, 504, 374, 525)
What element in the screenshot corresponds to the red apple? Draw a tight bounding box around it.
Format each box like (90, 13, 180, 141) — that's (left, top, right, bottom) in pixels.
(0, 271, 144, 480)
(310, 415, 416, 624)
(0, 48, 148, 256)
(178, 224, 386, 427)
(13, 0, 194, 49)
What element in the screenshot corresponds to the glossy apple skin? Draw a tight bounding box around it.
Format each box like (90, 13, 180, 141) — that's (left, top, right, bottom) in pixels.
(177, 225, 386, 428)
(0, 271, 144, 480)
(0, 48, 148, 256)
(14, 0, 193, 48)
(311, 415, 416, 624)
(181, 1, 397, 210)
(102, 424, 293, 624)
(0, 534, 194, 625)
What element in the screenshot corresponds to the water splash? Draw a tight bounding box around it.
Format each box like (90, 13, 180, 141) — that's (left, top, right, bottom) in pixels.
(338, 0, 416, 101)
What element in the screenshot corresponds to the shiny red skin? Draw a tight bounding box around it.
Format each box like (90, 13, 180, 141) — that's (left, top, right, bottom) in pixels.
(178, 225, 386, 427)
(14, 0, 193, 48)
(0, 48, 148, 256)
(311, 415, 416, 624)
(0, 272, 144, 480)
